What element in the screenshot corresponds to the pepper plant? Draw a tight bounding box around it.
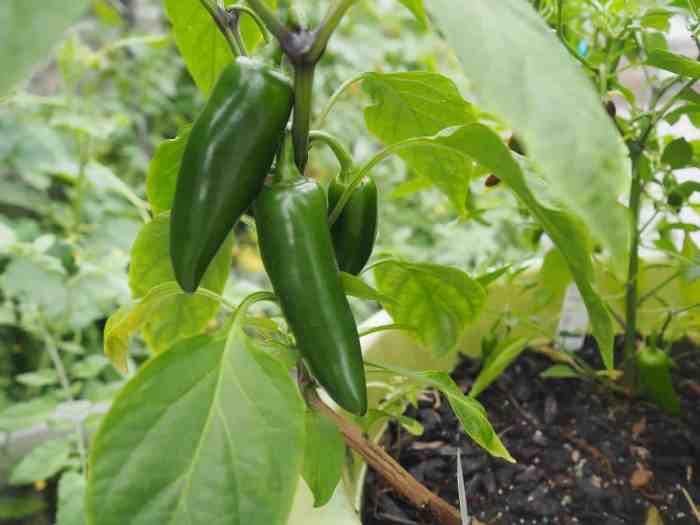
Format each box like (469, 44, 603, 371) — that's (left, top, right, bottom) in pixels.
(503, 0, 700, 416)
(5, 0, 690, 524)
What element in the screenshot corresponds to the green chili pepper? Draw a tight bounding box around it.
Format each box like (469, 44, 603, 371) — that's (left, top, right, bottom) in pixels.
(636, 346, 681, 416)
(254, 178, 367, 415)
(328, 178, 378, 275)
(171, 57, 293, 293)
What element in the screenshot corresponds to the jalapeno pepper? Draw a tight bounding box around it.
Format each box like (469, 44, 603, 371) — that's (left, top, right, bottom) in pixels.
(328, 178, 378, 275)
(254, 178, 367, 415)
(171, 57, 293, 293)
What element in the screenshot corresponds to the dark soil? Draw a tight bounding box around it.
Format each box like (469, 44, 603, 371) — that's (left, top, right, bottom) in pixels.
(362, 337, 700, 525)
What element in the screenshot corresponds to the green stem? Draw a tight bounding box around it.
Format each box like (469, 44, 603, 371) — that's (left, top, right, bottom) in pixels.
(42, 329, 88, 472)
(316, 72, 367, 128)
(200, 0, 243, 56)
(228, 5, 271, 43)
(359, 324, 416, 338)
(623, 146, 643, 377)
(245, 0, 289, 45)
(637, 269, 683, 307)
(556, 0, 596, 72)
(329, 137, 450, 225)
(292, 63, 315, 172)
(273, 131, 296, 183)
(307, 0, 359, 63)
(309, 130, 355, 174)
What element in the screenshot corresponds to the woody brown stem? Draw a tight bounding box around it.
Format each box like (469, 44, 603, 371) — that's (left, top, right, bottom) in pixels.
(306, 389, 484, 525)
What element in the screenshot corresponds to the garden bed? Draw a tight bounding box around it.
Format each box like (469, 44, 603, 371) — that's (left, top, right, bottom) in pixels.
(362, 338, 700, 524)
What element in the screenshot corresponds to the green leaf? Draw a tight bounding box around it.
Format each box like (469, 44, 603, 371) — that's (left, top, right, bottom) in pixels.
(147, 127, 192, 215)
(469, 338, 529, 399)
(71, 355, 110, 380)
(340, 272, 396, 305)
(363, 71, 477, 214)
(661, 138, 693, 169)
(398, 0, 427, 26)
(430, 0, 630, 271)
(0, 0, 90, 95)
(0, 497, 47, 519)
(0, 252, 68, 324)
(476, 265, 511, 288)
(647, 49, 700, 79)
(428, 124, 616, 369)
(303, 411, 345, 508)
(368, 363, 513, 462)
(165, 0, 275, 95)
(0, 398, 58, 432)
(128, 214, 232, 353)
(540, 364, 580, 379)
(87, 327, 305, 525)
(103, 282, 182, 372)
(10, 438, 72, 485)
(57, 471, 86, 525)
(374, 261, 486, 355)
(16, 369, 59, 387)
(641, 8, 673, 31)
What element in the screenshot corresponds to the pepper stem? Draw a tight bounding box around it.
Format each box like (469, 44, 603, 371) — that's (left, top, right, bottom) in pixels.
(308, 130, 355, 178)
(292, 63, 315, 172)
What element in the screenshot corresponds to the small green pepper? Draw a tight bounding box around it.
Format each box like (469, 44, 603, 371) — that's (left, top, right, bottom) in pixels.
(171, 57, 293, 293)
(254, 178, 368, 415)
(328, 179, 378, 275)
(636, 346, 681, 416)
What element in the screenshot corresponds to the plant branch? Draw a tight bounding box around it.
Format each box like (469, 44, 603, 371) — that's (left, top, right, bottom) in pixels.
(200, 0, 243, 56)
(623, 145, 644, 381)
(329, 136, 448, 224)
(556, 0, 596, 72)
(316, 72, 368, 128)
(307, 0, 359, 63)
(292, 64, 315, 171)
(305, 389, 476, 525)
(245, 0, 289, 45)
(42, 329, 88, 472)
(637, 269, 683, 307)
(309, 130, 355, 174)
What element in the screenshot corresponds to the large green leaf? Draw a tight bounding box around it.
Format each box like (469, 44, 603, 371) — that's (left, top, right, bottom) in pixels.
(440, 124, 616, 368)
(368, 363, 513, 462)
(165, 0, 276, 95)
(87, 329, 305, 525)
(302, 411, 345, 508)
(647, 49, 700, 79)
(128, 214, 232, 353)
(363, 72, 478, 214)
(147, 127, 192, 215)
(374, 261, 486, 355)
(430, 0, 630, 271)
(0, 0, 89, 95)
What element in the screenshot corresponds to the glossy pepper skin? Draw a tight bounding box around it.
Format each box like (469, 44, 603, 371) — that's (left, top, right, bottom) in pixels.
(327, 178, 378, 275)
(254, 179, 368, 415)
(171, 57, 293, 293)
(636, 347, 681, 416)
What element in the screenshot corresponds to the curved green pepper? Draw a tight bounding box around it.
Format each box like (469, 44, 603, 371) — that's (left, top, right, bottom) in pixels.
(636, 346, 681, 416)
(171, 57, 293, 293)
(254, 178, 367, 415)
(328, 179, 378, 275)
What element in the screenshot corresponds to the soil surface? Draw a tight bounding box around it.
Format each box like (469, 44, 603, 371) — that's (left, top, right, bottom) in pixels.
(362, 337, 700, 525)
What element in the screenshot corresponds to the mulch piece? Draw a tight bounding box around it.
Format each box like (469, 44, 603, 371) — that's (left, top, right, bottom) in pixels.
(362, 336, 700, 525)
